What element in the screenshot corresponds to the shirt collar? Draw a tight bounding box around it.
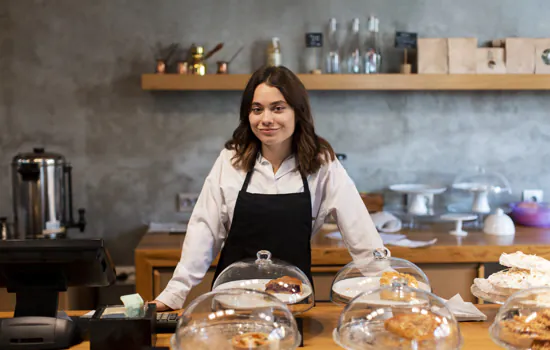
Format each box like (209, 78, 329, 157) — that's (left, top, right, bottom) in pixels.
(256, 152, 298, 178)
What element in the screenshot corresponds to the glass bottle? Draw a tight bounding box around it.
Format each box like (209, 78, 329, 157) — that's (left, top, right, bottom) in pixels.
(324, 18, 340, 74)
(267, 37, 282, 67)
(364, 16, 382, 74)
(345, 18, 362, 74)
(304, 30, 323, 74)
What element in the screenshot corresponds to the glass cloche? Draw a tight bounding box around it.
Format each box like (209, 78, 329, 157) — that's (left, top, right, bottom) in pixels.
(331, 249, 431, 305)
(489, 287, 550, 349)
(333, 285, 462, 350)
(170, 289, 301, 350)
(452, 167, 512, 214)
(212, 250, 314, 314)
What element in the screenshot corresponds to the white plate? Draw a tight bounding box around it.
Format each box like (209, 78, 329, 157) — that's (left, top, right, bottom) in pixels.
(440, 213, 478, 221)
(213, 279, 312, 306)
(389, 184, 447, 195)
(332, 277, 431, 305)
(452, 182, 490, 193)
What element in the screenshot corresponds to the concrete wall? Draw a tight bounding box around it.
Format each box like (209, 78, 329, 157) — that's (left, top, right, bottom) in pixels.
(1, 0, 550, 264)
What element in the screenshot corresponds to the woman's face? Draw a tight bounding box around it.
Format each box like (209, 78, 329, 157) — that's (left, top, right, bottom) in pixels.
(249, 83, 295, 148)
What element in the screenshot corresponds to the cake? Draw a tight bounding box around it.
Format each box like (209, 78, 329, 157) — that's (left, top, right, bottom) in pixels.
(265, 276, 302, 294)
(379, 271, 419, 301)
(384, 313, 440, 341)
(487, 268, 550, 295)
(231, 332, 270, 349)
(474, 252, 550, 300)
(500, 251, 550, 272)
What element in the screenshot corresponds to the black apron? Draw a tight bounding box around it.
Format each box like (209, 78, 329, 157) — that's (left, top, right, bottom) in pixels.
(213, 168, 313, 285)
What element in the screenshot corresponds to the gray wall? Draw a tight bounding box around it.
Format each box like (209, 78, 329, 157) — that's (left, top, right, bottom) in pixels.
(1, 0, 550, 264)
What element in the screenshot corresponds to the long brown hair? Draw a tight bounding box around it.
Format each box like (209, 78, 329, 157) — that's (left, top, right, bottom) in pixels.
(225, 66, 335, 175)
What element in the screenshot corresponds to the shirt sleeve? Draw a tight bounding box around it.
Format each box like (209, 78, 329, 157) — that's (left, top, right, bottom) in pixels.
(155, 151, 228, 309)
(320, 158, 386, 262)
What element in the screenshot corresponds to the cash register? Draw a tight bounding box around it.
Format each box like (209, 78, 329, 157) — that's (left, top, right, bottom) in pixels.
(0, 239, 116, 350)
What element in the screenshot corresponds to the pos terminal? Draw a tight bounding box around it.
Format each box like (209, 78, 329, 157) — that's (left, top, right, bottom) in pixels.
(0, 239, 116, 349)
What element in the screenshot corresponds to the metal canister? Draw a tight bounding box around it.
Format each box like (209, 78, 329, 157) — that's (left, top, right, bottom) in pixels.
(216, 61, 228, 74)
(0, 217, 10, 240)
(156, 60, 166, 74)
(190, 45, 207, 75)
(177, 61, 189, 74)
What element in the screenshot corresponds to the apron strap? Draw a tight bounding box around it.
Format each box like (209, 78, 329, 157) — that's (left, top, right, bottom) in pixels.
(242, 171, 254, 192)
(300, 173, 310, 195)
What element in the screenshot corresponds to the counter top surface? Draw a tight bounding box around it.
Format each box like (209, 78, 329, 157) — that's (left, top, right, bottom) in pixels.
(136, 225, 550, 264)
(18, 303, 500, 349)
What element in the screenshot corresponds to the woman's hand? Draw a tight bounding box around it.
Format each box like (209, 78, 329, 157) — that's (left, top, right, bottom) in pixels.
(148, 300, 171, 312)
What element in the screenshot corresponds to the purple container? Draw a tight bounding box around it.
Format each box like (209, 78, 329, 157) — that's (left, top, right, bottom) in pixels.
(509, 202, 550, 228)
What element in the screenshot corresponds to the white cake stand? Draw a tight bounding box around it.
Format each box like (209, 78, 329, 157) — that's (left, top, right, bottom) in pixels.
(440, 213, 478, 236)
(452, 183, 493, 214)
(389, 184, 447, 216)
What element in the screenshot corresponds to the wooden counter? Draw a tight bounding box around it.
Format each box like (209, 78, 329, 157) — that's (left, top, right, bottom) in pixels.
(17, 303, 501, 349)
(135, 226, 550, 304)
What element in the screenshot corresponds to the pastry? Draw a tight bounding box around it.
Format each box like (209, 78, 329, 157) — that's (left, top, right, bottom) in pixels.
(473, 277, 509, 296)
(231, 332, 270, 349)
(500, 251, 550, 272)
(380, 271, 419, 301)
(384, 313, 440, 341)
(533, 340, 550, 350)
(265, 276, 302, 294)
(498, 311, 550, 348)
(488, 268, 550, 295)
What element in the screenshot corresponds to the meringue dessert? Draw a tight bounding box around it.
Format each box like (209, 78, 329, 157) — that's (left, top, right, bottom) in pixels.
(500, 251, 550, 273)
(474, 251, 550, 299)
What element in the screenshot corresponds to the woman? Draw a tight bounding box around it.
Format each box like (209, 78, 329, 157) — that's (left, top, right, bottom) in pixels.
(152, 66, 386, 311)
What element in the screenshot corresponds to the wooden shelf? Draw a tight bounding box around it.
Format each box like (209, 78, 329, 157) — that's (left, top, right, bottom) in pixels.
(141, 73, 550, 91)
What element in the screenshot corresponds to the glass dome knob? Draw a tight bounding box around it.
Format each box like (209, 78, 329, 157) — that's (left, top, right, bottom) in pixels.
(255, 250, 273, 265)
(373, 247, 391, 260)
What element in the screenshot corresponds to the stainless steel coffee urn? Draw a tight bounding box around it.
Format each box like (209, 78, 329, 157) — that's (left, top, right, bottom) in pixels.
(12, 148, 86, 239)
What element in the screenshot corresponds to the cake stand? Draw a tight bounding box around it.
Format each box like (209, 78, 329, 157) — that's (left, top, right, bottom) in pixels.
(389, 184, 447, 216)
(452, 167, 511, 215)
(440, 213, 478, 236)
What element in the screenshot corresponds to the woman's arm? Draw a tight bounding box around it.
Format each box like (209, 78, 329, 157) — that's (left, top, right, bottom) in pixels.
(155, 152, 228, 310)
(320, 159, 386, 262)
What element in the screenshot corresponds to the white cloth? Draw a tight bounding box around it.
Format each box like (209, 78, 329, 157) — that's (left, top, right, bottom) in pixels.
(369, 211, 402, 233)
(156, 149, 385, 309)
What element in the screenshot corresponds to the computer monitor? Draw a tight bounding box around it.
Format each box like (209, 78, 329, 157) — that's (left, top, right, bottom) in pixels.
(0, 239, 116, 349)
(0, 239, 116, 317)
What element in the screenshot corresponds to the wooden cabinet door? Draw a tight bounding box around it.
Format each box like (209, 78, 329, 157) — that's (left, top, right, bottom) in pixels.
(153, 268, 216, 308)
(419, 263, 479, 303)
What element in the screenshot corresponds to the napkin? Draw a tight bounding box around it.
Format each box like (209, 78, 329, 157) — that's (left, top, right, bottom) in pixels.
(444, 294, 487, 322)
(370, 211, 402, 233)
(325, 231, 407, 245)
(386, 238, 438, 248)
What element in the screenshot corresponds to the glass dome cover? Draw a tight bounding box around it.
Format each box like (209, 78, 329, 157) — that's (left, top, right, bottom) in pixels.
(212, 250, 314, 314)
(170, 289, 301, 350)
(452, 166, 512, 194)
(490, 287, 550, 349)
(331, 248, 431, 305)
(333, 286, 462, 350)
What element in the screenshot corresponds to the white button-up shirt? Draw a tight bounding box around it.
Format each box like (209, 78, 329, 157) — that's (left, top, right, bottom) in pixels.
(156, 148, 385, 309)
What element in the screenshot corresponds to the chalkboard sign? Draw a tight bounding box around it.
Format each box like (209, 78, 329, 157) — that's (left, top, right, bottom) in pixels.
(395, 31, 417, 49)
(305, 33, 323, 48)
